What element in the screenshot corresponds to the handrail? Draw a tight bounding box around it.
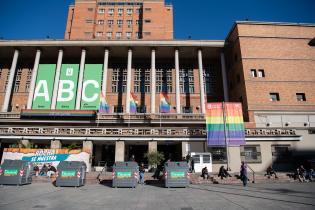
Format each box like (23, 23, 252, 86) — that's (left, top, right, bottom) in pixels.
(96, 162, 107, 183)
(247, 164, 255, 183)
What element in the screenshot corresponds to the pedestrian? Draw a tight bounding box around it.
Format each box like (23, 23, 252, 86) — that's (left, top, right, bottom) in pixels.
(139, 162, 145, 185)
(218, 165, 232, 179)
(47, 164, 57, 178)
(191, 157, 195, 173)
(240, 161, 248, 187)
(201, 166, 209, 180)
(40, 164, 48, 176)
(264, 165, 278, 179)
(33, 165, 39, 177)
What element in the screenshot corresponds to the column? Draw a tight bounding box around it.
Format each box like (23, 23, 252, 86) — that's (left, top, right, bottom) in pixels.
(75, 48, 86, 110)
(175, 49, 181, 114)
(150, 49, 156, 114)
(51, 49, 63, 109)
(227, 146, 241, 173)
(83, 141, 93, 172)
(102, 49, 109, 95)
(148, 141, 157, 153)
(115, 141, 125, 162)
(51, 140, 62, 149)
(27, 49, 41, 109)
(2, 49, 19, 112)
(220, 52, 229, 102)
(198, 49, 206, 114)
(125, 49, 132, 114)
(181, 141, 189, 159)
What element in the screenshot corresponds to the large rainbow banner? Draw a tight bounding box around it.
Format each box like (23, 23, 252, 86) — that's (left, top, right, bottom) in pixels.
(206, 102, 245, 146)
(160, 92, 170, 113)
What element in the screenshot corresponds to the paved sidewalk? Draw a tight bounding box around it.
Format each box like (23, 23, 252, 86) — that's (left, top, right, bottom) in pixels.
(0, 182, 314, 210)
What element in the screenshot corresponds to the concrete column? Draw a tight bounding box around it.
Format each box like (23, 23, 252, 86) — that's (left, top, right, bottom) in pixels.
(20, 139, 30, 148)
(83, 141, 93, 172)
(27, 49, 41, 109)
(115, 141, 125, 162)
(50, 140, 62, 149)
(198, 49, 206, 114)
(220, 52, 229, 102)
(75, 49, 86, 110)
(181, 141, 189, 159)
(2, 49, 19, 112)
(175, 49, 181, 114)
(150, 49, 156, 114)
(51, 49, 63, 109)
(125, 49, 132, 114)
(102, 49, 109, 95)
(148, 141, 157, 153)
(228, 146, 241, 173)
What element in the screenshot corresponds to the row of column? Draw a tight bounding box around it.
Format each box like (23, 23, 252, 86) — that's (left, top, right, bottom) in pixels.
(1, 48, 229, 113)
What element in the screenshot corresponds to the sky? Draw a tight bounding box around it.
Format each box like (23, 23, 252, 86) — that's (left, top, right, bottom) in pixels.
(0, 0, 314, 40)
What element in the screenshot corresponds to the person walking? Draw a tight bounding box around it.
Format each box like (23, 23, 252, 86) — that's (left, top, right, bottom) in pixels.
(240, 161, 248, 187)
(139, 162, 145, 185)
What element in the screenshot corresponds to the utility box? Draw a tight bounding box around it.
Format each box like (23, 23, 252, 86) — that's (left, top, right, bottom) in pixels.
(55, 161, 86, 187)
(112, 162, 138, 188)
(164, 161, 190, 188)
(0, 159, 33, 185)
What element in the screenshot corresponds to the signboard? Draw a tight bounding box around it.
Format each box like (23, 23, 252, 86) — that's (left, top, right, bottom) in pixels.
(56, 64, 80, 110)
(170, 171, 185, 178)
(116, 171, 132, 178)
(32, 64, 56, 109)
(4, 169, 18, 176)
(1, 148, 91, 172)
(61, 170, 76, 177)
(80, 64, 103, 110)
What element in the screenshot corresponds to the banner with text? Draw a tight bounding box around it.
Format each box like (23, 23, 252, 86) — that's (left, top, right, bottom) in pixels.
(80, 64, 103, 110)
(32, 64, 56, 109)
(56, 64, 80, 110)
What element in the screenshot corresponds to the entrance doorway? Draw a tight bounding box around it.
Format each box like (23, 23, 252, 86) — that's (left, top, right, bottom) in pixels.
(125, 143, 148, 164)
(158, 142, 182, 162)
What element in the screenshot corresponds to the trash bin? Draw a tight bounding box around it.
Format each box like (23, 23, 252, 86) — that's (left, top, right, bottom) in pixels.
(164, 161, 190, 188)
(112, 161, 138, 188)
(0, 159, 33, 185)
(55, 161, 86, 187)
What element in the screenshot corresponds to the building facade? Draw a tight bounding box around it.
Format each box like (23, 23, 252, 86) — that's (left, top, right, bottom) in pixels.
(0, 21, 315, 173)
(65, 0, 173, 40)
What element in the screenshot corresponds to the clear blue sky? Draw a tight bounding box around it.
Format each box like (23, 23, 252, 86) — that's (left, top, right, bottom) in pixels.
(0, 0, 314, 40)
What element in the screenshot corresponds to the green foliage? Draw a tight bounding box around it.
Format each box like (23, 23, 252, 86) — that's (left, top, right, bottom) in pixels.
(66, 143, 79, 151)
(18, 140, 33, 148)
(144, 151, 165, 166)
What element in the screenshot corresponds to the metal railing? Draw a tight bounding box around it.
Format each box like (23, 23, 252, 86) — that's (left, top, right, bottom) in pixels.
(247, 164, 255, 183)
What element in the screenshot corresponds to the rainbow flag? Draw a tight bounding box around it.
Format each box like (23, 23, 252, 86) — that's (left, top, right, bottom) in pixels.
(160, 92, 170, 113)
(99, 92, 109, 113)
(130, 92, 139, 113)
(206, 102, 245, 146)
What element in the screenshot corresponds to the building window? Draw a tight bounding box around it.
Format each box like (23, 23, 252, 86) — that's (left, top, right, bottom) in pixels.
(98, 8, 105, 14)
(118, 8, 123, 16)
(156, 68, 173, 93)
(107, 20, 113, 26)
(88, 8, 93, 12)
(145, 8, 151, 11)
(182, 106, 192, 113)
(135, 32, 141, 39)
(134, 69, 150, 93)
(241, 145, 261, 163)
(144, 19, 151, 23)
(269, 93, 280, 102)
(143, 32, 151, 36)
(296, 93, 306, 101)
(126, 32, 132, 39)
(272, 145, 291, 163)
(127, 8, 133, 15)
(136, 20, 141, 25)
(208, 147, 227, 163)
(179, 68, 194, 93)
(127, 20, 132, 27)
(112, 68, 127, 93)
(117, 20, 123, 27)
(86, 19, 93, 24)
(14, 80, 20, 92)
(108, 8, 114, 15)
(137, 106, 146, 113)
(116, 32, 122, 39)
(136, 8, 142, 14)
(96, 32, 103, 37)
(250, 69, 257, 77)
(258, 69, 265, 77)
(114, 105, 124, 113)
(97, 20, 104, 25)
(106, 32, 112, 39)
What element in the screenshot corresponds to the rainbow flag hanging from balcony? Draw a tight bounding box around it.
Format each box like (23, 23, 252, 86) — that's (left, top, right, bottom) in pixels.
(99, 92, 109, 113)
(160, 92, 170, 113)
(206, 102, 245, 146)
(130, 92, 139, 114)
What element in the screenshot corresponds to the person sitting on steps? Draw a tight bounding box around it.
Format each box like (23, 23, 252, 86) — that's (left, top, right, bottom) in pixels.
(201, 166, 209, 180)
(264, 165, 278, 179)
(218, 165, 232, 180)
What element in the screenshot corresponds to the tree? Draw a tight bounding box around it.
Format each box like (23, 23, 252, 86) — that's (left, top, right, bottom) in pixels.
(144, 151, 165, 170)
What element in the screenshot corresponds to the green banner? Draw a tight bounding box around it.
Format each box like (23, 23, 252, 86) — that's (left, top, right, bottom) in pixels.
(80, 64, 103, 110)
(61, 170, 76, 177)
(32, 64, 56, 109)
(56, 64, 80, 110)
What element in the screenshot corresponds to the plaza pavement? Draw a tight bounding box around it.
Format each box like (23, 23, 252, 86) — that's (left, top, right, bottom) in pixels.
(0, 182, 314, 210)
